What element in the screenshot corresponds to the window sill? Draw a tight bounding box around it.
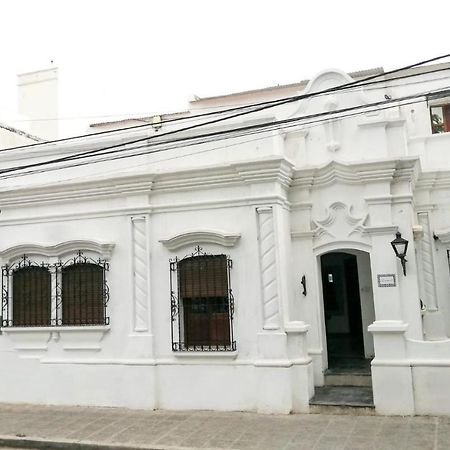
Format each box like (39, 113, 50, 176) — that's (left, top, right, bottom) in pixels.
(172, 351, 238, 359)
(2, 325, 110, 355)
(1, 325, 110, 332)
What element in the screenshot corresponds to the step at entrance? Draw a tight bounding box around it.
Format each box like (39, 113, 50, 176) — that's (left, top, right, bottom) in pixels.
(310, 358, 374, 413)
(324, 370, 372, 387)
(310, 385, 374, 410)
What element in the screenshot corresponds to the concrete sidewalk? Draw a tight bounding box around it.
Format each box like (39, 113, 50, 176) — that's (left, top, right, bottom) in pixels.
(0, 403, 447, 450)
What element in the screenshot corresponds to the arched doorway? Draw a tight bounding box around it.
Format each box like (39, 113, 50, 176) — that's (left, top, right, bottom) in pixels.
(320, 250, 375, 371)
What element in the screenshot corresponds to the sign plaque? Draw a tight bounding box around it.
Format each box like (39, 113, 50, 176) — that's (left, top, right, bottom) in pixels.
(377, 274, 396, 287)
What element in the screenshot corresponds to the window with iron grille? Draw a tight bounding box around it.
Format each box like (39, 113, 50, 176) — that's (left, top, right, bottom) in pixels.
(2, 252, 109, 327)
(170, 246, 236, 351)
(11, 264, 51, 327)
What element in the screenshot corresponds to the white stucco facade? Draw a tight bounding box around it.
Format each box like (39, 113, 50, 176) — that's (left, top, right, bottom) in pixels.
(1, 63, 450, 415)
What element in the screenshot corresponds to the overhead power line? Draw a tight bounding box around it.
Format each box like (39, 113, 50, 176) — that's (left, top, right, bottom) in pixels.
(4, 65, 450, 124)
(0, 85, 446, 180)
(3, 52, 450, 153)
(0, 95, 432, 182)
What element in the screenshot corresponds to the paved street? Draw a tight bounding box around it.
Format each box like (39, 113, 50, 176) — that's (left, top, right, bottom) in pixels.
(0, 403, 447, 450)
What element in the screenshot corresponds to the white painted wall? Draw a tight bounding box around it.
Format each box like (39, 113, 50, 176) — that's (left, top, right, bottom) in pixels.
(17, 67, 58, 140)
(0, 65, 449, 415)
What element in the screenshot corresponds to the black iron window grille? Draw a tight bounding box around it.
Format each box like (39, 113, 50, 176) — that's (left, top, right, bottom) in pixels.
(2, 251, 109, 327)
(170, 246, 236, 352)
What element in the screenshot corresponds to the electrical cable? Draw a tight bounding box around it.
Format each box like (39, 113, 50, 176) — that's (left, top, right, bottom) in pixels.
(1, 86, 445, 180)
(2, 67, 449, 181)
(3, 52, 450, 153)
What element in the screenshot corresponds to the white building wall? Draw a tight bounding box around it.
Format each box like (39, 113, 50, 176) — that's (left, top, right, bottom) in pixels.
(0, 65, 450, 414)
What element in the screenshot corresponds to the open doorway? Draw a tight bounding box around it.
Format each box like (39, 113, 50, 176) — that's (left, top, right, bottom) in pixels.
(320, 251, 374, 371)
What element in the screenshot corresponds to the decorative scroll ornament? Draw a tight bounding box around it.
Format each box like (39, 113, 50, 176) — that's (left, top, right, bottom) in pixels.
(313, 202, 367, 240)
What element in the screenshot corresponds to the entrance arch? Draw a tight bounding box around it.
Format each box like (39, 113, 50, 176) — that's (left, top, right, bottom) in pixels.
(318, 249, 375, 371)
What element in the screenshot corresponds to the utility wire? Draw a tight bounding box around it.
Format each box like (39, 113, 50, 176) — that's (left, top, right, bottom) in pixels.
(3, 52, 450, 153)
(1, 86, 445, 180)
(0, 95, 429, 182)
(2, 56, 449, 180)
(4, 65, 450, 123)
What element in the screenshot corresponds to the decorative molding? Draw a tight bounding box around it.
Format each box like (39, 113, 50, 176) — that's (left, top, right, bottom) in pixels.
(131, 216, 150, 332)
(256, 206, 281, 330)
(358, 118, 405, 128)
(58, 327, 109, 351)
(412, 225, 424, 239)
(312, 202, 367, 240)
(291, 158, 419, 189)
(368, 321, 408, 333)
(0, 240, 115, 264)
(172, 351, 238, 359)
(0, 176, 154, 207)
(285, 322, 309, 334)
(362, 225, 398, 236)
(291, 231, 316, 240)
(0, 156, 294, 209)
(323, 96, 341, 152)
(435, 228, 450, 244)
(160, 230, 241, 250)
(365, 195, 393, 205)
(1, 326, 110, 358)
(2, 329, 52, 357)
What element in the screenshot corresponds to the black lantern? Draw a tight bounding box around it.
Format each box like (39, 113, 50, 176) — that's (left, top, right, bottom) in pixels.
(391, 231, 409, 276)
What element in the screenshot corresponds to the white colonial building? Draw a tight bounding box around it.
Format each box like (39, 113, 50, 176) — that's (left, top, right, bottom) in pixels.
(0, 63, 450, 416)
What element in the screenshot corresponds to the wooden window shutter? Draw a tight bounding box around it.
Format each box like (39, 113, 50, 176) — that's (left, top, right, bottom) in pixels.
(179, 255, 228, 298)
(178, 254, 230, 347)
(62, 263, 104, 325)
(12, 266, 51, 326)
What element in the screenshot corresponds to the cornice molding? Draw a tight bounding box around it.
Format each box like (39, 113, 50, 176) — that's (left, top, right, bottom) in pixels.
(0, 176, 154, 208)
(160, 230, 241, 251)
(0, 240, 115, 263)
(291, 157, 420, 189)
(0, 157, 295, 209)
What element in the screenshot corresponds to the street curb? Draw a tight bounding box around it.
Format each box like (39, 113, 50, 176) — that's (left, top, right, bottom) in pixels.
(0, 436, 195, 450)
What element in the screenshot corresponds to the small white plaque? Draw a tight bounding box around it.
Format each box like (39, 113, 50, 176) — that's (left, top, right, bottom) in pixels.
(377, 274, 396, 287)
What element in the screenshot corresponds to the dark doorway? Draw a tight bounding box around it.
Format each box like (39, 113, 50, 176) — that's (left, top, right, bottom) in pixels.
(321, 252, 365, 369)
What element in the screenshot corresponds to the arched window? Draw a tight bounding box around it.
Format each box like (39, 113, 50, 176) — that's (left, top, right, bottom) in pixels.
(62, 263, 105, 325)
(170, 247, 235, 351)
(12, 265, 51, 327)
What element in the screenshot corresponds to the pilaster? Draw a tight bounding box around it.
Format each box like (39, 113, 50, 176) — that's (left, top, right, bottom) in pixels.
(129, 215, 154, 359)
(255, 205, 291, 413)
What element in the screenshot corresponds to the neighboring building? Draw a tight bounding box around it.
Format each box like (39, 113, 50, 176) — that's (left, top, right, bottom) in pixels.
(0, 67, 58, 150)
(1, 63, 450, 416)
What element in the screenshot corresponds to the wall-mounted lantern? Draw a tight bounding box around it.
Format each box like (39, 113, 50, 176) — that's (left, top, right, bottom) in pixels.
(391, 231, 409, 276)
